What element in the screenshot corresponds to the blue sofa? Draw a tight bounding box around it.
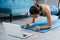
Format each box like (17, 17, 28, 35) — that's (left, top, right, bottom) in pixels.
(0, 0, 34, 22)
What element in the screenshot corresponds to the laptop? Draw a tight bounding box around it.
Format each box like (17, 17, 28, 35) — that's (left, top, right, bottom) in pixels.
(2, 22, 32, 39)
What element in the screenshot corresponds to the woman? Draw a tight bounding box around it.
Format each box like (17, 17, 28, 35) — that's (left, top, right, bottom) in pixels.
(24, 4, 59, 31)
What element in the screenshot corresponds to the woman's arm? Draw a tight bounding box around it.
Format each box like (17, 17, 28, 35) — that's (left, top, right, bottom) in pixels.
(29, 17, 35, 26)
(24, 17, 35, 28)
(35, 5, 52, 31)
(41, 5, 52, 29)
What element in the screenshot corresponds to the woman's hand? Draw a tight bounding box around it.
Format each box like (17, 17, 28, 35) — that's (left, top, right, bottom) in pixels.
(24, 23, 30, 29)
(24, 23, 34, 29)
(34, 26, 40, 31)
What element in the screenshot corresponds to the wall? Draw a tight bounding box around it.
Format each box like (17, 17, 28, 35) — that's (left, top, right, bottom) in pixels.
(38, 0, 45, 4)
(37, 0, 58, 7)
(45, 0, 58, 7)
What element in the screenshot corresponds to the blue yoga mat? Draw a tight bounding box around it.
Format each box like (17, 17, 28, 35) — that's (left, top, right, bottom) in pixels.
(21, 20, 60, 33)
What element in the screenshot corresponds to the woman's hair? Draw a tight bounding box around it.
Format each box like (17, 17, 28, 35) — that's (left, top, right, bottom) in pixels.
(29, 4, 43, 16)
(36, 4, 43, 16)
(36, 4, 42, 11)
(29, 6, 40, 15)
(36, 3, 40, 7)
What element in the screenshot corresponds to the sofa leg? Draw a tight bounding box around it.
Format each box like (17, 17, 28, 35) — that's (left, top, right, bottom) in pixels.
(10, 14, 13, 22)
(25, 12, 28, 17)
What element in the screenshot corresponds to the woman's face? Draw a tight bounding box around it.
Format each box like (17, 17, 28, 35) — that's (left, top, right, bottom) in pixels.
(30, 14, 39, 18)
(39, 11, 42, 14)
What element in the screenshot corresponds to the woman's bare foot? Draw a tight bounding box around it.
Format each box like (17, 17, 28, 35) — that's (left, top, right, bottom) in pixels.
(34, 26, 40, 31)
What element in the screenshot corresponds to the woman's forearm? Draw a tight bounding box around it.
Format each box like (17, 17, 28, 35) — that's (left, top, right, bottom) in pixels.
(40, 25, 52, 30)
(29, 17, 35, 26)
(30, 17, 35, 24)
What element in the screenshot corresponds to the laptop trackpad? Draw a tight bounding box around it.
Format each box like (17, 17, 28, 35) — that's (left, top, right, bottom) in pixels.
(23, 34, 27, 37)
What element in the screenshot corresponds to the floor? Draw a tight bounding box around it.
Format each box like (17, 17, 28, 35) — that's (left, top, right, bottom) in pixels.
(0, 15, 60, 40)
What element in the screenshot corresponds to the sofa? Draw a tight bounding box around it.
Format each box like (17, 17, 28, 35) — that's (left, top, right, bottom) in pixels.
(0, 0, 34, 22)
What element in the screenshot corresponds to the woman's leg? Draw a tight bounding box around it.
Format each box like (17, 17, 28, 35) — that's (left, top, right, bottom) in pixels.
(48, 5, 58, 15)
